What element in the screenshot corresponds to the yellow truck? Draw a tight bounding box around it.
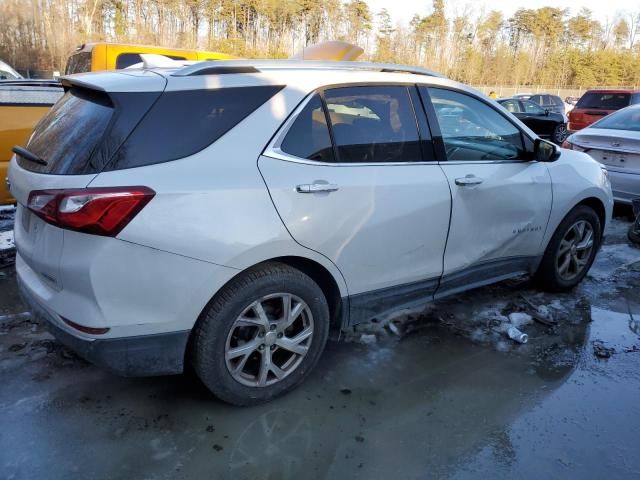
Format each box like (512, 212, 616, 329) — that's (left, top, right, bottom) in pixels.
(65, 43, 234, 74)
(0, 80, 64, 204)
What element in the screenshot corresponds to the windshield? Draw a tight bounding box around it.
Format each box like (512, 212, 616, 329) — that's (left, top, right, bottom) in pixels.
(591, 106, 640, 132)
(576, 92, 630, 110)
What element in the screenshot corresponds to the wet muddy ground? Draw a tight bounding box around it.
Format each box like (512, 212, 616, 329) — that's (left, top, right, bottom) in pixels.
(1, 209, 639, 480)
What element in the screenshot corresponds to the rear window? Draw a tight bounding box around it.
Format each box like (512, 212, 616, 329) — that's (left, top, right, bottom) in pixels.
(65, 52, 92, 74)
(592, 107, 640, 132)
(576, 92, 631, 110)
(115, 53, 187, 69)
(107, 86, 283, 170)
(18, 88, 113, 174)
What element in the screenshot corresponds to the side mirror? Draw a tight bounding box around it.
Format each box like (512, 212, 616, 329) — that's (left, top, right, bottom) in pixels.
(544, 109, 550, 116)
(535, 139, 560, 162)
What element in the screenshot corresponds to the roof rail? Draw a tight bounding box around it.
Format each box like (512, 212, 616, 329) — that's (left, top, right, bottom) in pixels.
(171, 60, 445, 78)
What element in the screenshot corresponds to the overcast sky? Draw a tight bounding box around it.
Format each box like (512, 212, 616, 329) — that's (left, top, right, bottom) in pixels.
(365, 0, 640, 25)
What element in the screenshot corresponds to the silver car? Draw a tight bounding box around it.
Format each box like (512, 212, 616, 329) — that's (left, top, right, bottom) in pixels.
(9, 60, 613, 405)
(564, 104, 640, 204)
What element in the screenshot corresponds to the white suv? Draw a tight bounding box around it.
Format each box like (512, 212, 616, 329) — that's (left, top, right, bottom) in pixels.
(9, 60, 613, 405)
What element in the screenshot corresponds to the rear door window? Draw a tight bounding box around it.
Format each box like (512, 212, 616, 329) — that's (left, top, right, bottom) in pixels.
(576, 92, 631, 110)
(18, 88, 114, 174)
(323, 85, 423, 163)
(428, 88, 524, 161)
(280, 94, 335, 162)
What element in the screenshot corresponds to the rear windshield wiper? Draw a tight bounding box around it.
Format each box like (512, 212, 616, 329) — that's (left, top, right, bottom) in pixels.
(12, 146, 48, 166)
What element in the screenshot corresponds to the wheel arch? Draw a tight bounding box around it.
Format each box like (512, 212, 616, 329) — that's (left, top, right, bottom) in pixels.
(184, 255, 347, 371)
(541, 195, 607, 257)
(575, 196, 606, 235)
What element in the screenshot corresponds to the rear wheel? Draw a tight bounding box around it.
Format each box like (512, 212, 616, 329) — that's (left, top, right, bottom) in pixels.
(553, 123, 568, 144)
(191, 262, 329, 406)
(535, 205, 601, 292)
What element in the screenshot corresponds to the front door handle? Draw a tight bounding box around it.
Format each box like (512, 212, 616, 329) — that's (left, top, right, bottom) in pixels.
(296, 183, 339, 193)
(455, 175, 484, 186)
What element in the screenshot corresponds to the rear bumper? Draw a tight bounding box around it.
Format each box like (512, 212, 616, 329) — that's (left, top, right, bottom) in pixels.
(18, 273, 190, 376)
(608, 170, 640, 205)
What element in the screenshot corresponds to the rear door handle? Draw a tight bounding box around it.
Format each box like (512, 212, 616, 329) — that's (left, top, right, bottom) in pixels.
(455, 175, 483, 186)
(296, 183, 339, 193)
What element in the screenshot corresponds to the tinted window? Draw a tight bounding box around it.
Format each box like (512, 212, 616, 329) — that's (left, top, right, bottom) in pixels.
(576, 92, 631, 110)
(522, 101, 545, 114)
(115, 53, 187, 69)
(18, 88, 113, 174)
(500, 100, 522, 113)
(552, 96, 563, 106)
(592, 107, 640, 132)
(323, 86, 422, 163)
(108, 86, 283, 170)
(280, 94, 334, 162)
(65, 52, 92, 74)
(428, 88, 524, 161)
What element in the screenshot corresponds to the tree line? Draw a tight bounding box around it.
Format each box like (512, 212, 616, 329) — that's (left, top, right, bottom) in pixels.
(1, 0, 639, 88)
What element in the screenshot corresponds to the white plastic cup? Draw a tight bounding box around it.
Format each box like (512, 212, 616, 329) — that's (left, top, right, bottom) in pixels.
(507, 326, 528, 344)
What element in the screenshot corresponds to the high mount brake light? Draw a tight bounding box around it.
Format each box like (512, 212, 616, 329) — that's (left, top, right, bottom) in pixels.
(27, 186, 155, 237)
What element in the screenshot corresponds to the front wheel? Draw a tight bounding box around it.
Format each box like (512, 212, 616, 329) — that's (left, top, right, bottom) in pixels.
(535, 205, 602, 292)
(191, 262, 329, 406)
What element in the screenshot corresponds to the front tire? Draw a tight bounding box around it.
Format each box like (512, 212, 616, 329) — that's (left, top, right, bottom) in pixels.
(191, 262, 329, 406)
(535, 205, 601, 292)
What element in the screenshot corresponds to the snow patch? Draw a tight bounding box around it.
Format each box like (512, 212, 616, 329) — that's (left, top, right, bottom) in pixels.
(508, 312, 533, 329)
(0, 230, 14, 251)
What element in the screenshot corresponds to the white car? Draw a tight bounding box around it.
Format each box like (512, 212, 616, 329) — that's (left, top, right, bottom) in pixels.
(0, 59, 22, 80)
(564, 104, 640, 204)
(9, 60, 613, 405)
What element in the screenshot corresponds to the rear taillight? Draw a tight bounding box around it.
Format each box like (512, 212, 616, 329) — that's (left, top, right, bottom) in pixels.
(27, 186, 155, 237)
(561, 140, 585, 152)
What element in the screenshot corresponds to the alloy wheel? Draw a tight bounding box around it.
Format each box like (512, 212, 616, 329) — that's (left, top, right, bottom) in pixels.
(225, 293, 314, 387)
(555, 220, 594, 281)
(554, 124, 568, 143)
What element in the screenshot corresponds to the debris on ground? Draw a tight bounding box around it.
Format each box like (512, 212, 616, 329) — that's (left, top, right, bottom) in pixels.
(593, 341, 616, 359)
(506, 326, 528, 344)
(359, 334, 377, 345)
(508, 312, 533, 329)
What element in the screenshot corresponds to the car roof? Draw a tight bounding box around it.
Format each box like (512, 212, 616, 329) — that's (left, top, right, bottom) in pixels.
(62, 60, 481, 97)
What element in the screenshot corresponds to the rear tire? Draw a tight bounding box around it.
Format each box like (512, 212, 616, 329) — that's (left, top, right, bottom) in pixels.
(553, 123, 568, 144)
(191, 262, 329, 406)
(535, 205, 601, 292)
